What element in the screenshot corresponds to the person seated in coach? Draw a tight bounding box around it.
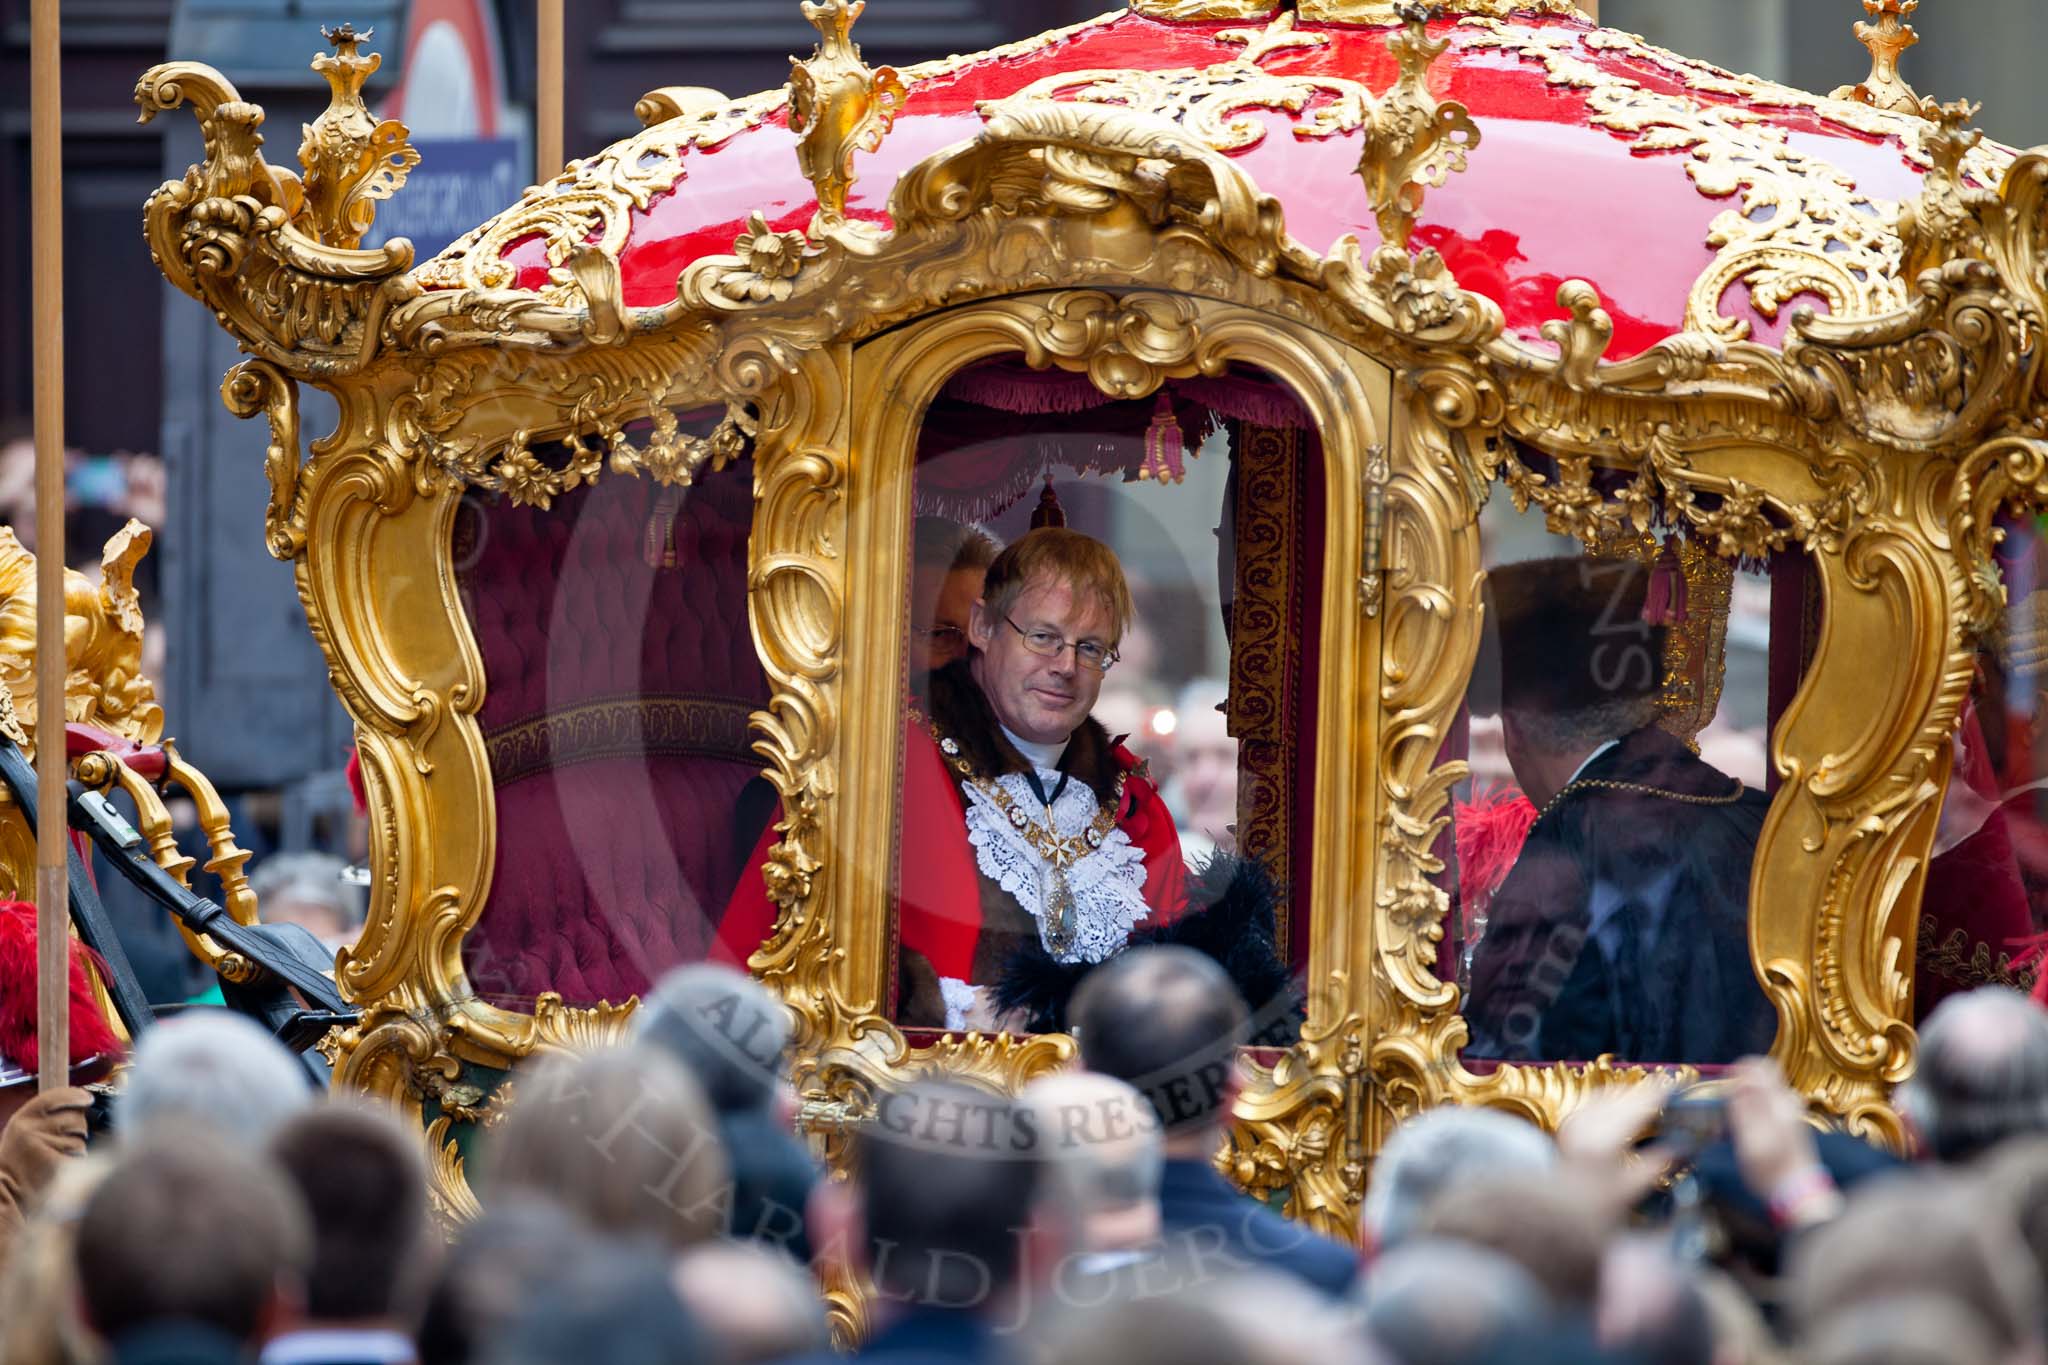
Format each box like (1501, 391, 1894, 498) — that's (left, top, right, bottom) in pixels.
(1463, 556, 1776, 1065)
(717, 525, 1188, 1031)
(909, 515, 1000, 696)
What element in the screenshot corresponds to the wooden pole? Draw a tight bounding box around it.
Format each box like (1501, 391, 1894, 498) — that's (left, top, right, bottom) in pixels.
(537, 0, 564, 181)
(30, 0, 68, 1093)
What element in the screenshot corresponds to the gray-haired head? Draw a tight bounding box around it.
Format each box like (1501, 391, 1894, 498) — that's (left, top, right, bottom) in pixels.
(632, 962, 791, 1115)
(1898, 985, 2048, 1163)
(1362, 1240, 1550, 1365)
(1360, 1106, 1556, 1251)
(1019, 1070, 1163, 1253)
(249, 851, 365, 944)
(114, 1009, 314, 1148)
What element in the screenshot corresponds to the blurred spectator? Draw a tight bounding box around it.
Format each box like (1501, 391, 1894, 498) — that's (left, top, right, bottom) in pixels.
(0, 1085, 91, 1276)
(1800, 1295, 2001, 1365)
(1360, 1105, 1555, 1255)
(264, 1106, 436, 1365)
(1071, 946, 1359, 1297)
(1786, 1171, 2043, 1362)
(1361, 1240, 1550, 1365)
(796, 1078, 1042, 1363)
(249, 853, 365, 954)
(74, 1127, 311, 1365)
(483, 1243, 706, 1365)
(1160, 679, 1236, 863)
(1596, 1237, 1714, 1365)
(671, 1241, 829, 1363)
(114, 1009, 314, 1148)
(1899, 986, 2048, 1163)
(911, 517, 999, 682)
(1018, 1070, 1162, 1265)
(415, 1198, 590, 1365)
(487, 1043, 728, 1251)
(0, 1154, 108, 1365)
(632, 963, 815, 1258)
(1978, 1135, 2048, 1339)
(1416, 1173, 1613, 1314)
(1028, 1272, 1382, 1365)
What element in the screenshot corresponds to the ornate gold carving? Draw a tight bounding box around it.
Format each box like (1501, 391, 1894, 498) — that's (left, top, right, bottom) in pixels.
(1299, 0, 1589, 19)
(1831, 0, 1923, 115)
(1218, 13, 1330, 65)
(0, 524, 162, 761)
(634, 86, 730, 129)
(788, 1, 907, 236)
(1360, 5, 1481, 253)
(221, 360, 306, 559)
(299, 25, 419, 251)
(1127, 0, 1278, 19)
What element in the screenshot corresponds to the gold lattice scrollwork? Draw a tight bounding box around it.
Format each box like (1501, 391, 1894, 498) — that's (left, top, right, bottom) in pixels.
(1831, 0, 1924, 116)
(788, 0, 907, 236)
(298, 25, 420, 251)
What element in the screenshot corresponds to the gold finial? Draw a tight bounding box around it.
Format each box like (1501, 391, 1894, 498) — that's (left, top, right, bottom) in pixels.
(1357, 3, 1480, 253)
(787, 0, 906, 237)
(298, 24, 419, 249)
(1218, 13, 1330, 66)
(1830, 0, 1923, 115)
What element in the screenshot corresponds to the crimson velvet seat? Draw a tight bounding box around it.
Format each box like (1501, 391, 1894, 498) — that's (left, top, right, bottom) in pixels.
(457, 454, 769, 1008)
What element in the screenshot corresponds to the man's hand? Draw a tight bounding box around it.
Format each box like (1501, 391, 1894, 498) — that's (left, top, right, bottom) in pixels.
(1557, 1077, 1677, 1210)
(1727, 1055, 1839, 1228)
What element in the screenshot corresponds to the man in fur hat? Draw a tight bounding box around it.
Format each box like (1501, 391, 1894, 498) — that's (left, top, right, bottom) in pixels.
(720, 528, 1187, 1030)
(1463, 556, 1775, 1064)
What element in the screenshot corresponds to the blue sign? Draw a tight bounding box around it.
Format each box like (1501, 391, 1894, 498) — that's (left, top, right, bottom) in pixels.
(365, 136, 526, 261)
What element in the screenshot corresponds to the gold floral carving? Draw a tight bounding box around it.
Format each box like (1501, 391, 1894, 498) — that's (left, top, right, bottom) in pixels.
(0, 524, 162, 761)
(788, 0, 907, 236)
(135, 13, 2048, 1232)
(1831, 0, 1924, 115)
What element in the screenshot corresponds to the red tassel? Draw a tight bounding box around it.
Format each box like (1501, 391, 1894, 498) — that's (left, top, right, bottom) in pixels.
(1030, 477, 1067, 530)
(0, 902, 124, 1073)
(1643, 535, 1688, 626)
(1140, 395, 1186, 484)
(1455, 786, 1538, 908)
(344, 748, 367, 817)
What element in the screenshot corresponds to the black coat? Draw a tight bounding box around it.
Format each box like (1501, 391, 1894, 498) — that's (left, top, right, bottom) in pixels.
(1155, 1158, 1361, 1298)
(1464, 726, 1776, 1065)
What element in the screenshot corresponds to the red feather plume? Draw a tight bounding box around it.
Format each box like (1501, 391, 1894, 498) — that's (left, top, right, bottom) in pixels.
(1455, 786, 1538, 908)
(0, 901, 125, 1072)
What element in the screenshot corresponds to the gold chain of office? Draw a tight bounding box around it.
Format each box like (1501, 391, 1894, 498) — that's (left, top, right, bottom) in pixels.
(1536, 776, 1747, 824)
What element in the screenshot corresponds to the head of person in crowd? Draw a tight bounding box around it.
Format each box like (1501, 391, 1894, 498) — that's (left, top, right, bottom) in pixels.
(1416, 1173, 1613, 1314)
(483, 1242, 707, 1365)
(415, 1197, 591, 1365)
(1019, 1070, 1163, 1256)
(249, 852, 366, 952)
(1802, 1295, 2003, 1365)
(1360, 1106, 1556, 1255)
(488, 1043, 730, 1251)
(1071, 946, 1247, 1156)
(967, 527, 1135, 747)
(815, 1077, 1042, 1320)
(633, 963, 788, 1117)
(1595, 1237, 1714, 1365)
(1361, 1240, 1551, 1365)
(1787, 1170, 2044, 1363)
(73, 1127, 311, 1358)
(1898, 986, 2048, 1163)
(1979, 1135, 2048, 1340)
(913, 516, 1001, 677)
(1028, 1272, 1384, 1365)
(1162, 679, 1238, 854)
(0, 1154, 110, 1365)
(671, 1241, 830, 1364)
(266, 1105, 436, 1337)
(114, 1008, 314, 1149)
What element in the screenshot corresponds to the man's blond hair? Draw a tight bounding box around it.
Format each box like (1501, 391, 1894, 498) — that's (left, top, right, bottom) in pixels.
(980, 528, 1134, 645)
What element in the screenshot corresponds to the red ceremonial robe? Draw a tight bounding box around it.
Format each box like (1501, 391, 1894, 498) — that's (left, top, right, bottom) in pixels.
(714, 685, 1186, 1010)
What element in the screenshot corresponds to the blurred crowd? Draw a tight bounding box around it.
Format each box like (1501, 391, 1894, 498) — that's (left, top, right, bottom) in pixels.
(1, 948, 2046, 1365)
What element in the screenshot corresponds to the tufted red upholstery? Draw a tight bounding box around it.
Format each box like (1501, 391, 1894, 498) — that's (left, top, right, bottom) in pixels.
(457, 459, 769, 1008)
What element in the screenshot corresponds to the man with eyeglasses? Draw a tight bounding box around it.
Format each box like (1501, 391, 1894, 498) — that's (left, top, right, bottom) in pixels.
(716, 525, 1189, 1031)
(898, 526, 1188, 1031)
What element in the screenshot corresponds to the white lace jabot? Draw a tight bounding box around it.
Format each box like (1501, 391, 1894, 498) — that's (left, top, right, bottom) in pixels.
(960, 771, 1150, 966)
